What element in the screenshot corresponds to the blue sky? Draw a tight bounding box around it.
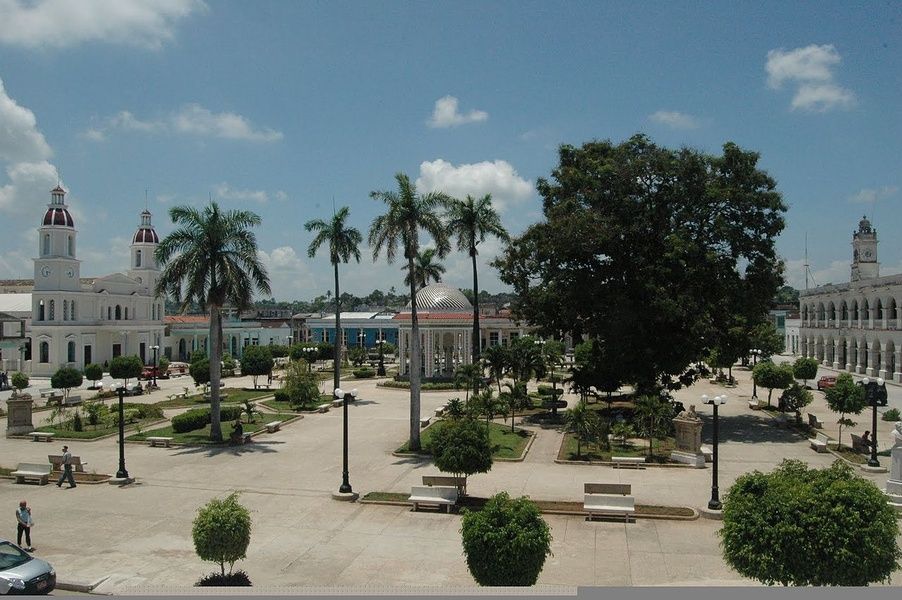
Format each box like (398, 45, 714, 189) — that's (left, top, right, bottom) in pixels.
(1, 1, 900, 299)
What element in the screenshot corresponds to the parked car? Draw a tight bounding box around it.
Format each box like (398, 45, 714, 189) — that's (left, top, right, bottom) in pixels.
(139, 366, 168, 380)
(0, 540, 55, 595)
(856, 380, 889, 406)
(167, 362, 189, 377)
(816, 376, 837, 391)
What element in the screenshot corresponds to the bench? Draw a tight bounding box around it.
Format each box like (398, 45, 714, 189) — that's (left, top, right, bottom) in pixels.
(612, 456, 645, 469)
(39, 388, 60, 398)
(264, 421, 282, 433)
(585, 483, 631, 495)
(331, 398, 344, 408)
(809, 432, 829, 453)
(229, 431, 253, 445)
(409, 485, 458, 513)
(48, 454, 87, 473)
(63, 395, 83, 407)
(11, 463, 52, 485)
(850, 433, 871, 454)
(700, 444, 713, 463)
(420, 416, 431, 428)
(147, 436, 173, 448)
(434, 406, 445, 417)
(423, 475, 467, 497)
(808, 413, 824, 429)
(584, 493, 635, 522)
(748, 399, 761, 410)
(30, 431, 54, 442)
(316, 403, 331, 413)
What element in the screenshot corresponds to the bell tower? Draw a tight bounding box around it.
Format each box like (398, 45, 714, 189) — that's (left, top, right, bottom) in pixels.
(128, 209, 161, 293)
(851, 215, 879, 282)
(34, 186, 81, 292)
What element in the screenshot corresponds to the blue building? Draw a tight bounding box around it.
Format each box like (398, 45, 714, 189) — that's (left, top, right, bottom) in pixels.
(304, 311, 399, 348)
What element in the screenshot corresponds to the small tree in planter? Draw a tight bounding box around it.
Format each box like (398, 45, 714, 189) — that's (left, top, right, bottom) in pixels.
(109, 355, 143, 392)
(84, 363, 103, 389)
(778, 383, 813, 424)
(10, 372, 29, 397)
(460, 492, 553, 586)
(51, 366, 83, 402)
(429, 417, 492, 493)
(752, 361, 795, 407)
(792, 357, 819, 389)
(241, 345, 273, 389)
(192, 492, 252, 586)
(825, 372, 866, 450)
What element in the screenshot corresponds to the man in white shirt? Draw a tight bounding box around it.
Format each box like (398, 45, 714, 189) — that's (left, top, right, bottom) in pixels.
(16, 500, 33, 551)
(56, 445, 76, 488)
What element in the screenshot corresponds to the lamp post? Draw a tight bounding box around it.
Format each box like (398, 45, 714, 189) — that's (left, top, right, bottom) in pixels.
(334, 387, 358, 496)
(303, 346, 317, 372)
(534, 338, 546, 380)
(112, 382, 130, 480)
(150, 345, 159, 388)
(862, 376, 884, 467)
(702, 394, 727, 510)
(749, 348, 761, 400)
(375, 339, 386, 376)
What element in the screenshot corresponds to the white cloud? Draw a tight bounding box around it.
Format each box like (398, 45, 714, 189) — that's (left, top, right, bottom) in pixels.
(84, 104, 283, 143)
(765, 44, 856, 112)
(0, 160, 59, 212)
(427, 96, 488, 128)
(0, 0, 206, 50)
(0, 77, 52, 162)
(416, 159, 533, 212)
(783, 257, 850, 289)
(649, 110, 700, 130)
(214, 182, 284, 204)
(258, 246, 317, 299)
(849, 186, 898, 204)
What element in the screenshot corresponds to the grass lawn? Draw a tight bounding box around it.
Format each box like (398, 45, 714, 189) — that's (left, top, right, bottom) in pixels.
(396, 420, 531, 459)
(558, 432, 676, 463)
(153, 387, 272, 409)
(126, 412, 299, 445)
(828, 443, 867, 464)
(35, 418, 162, 439)
(259, 394, 334, 412)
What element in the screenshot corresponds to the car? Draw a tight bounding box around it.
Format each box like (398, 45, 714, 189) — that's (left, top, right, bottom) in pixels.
(816, 376, 837, 391)
(0, 540, 55, 595)
(139, 366, 168, 380)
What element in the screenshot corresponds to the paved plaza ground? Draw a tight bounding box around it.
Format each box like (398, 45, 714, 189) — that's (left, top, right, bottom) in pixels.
(2, 361, 901, 593)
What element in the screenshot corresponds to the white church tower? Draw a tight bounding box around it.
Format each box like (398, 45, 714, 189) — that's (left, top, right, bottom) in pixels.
(33, 186, 80, 292)
(128, 209, 161, 294)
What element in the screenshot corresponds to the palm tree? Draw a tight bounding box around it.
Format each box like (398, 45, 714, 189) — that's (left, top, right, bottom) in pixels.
(155, 202, 271, 442)
(482, 344, 509, 396)
(445, 194, 509, 375)
(369, 173, 451, 451)
(565, 402, 592, 458)
(401, 247, 446, 290)
(454, 363, 482, 405)
(633, 395, 673, 457)
(305, 206, 363, 393)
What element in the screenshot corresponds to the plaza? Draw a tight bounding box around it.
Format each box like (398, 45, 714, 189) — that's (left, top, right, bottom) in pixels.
(2, 361, 900, 592)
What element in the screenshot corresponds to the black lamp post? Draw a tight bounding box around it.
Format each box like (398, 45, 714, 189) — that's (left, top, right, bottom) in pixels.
(376, 339, 386, 376)
(334, 387, 357, 494)
(304, 346, 317, 372)
(862, 376, 884, 467)
(114, 383, 130, 480)
(703, 393, 726, 510)
(750, 348, 761, 400)
(151, 345, 159, 388)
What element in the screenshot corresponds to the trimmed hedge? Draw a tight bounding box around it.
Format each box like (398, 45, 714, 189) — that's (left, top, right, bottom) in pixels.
(353, 367, 375, 379)
(172, 406, 243, 433)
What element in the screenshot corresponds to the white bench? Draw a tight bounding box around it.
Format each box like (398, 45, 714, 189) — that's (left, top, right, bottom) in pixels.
(409, 485, 458, 513)
(317, 403, 331, 413)
(434, 406, 446, 417)
(331, 398, 344, 408)
(11, 463, 52, 485)
(808, 413, 824, 429)
(584, 493, 635, 522)
(264, 421, 282, 433)
(612, 456, 645, 468)
(420, 416, 431, 428)
(39, 388, 58, 398)
(701, 445, 713, 463)
(748, 399, 761, 410)
(48, 454, 87, 473)
(147, 436, 173, 448)
(809, 432, 829, 453)
(30, 431, 54, 443)
(585, 483, 631, 495)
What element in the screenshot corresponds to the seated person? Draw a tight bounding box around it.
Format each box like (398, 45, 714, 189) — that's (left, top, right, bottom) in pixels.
(861, 430, 872, 450)
(229, 419, 245, 445)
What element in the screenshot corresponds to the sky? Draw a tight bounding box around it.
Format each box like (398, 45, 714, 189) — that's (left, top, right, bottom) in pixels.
(1, 0, 900, 300)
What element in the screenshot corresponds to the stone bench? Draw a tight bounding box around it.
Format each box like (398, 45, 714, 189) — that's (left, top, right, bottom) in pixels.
(30, 431, 54, 443)
(264, 421, 282, 433)
(420, 416, 431, 428)
(700, 445, 713, 463)
(584, 493, 635, 522)
(316, 403, 331, 413)
(585, 482, 631, 496)
(809, 432, 829, 453)
(611, 456, 645, 469)
(423, 475, 467, 496)
(808, 413, 824, 429)
(850, 433, 871, 454)
(331, 398, 344, 408)
(748, 399, 761, 410)
(147, 436, 173, 448)
(39, 388, 60, 398)
(11, 463, 52, 485)
(434, 406, 446, 417)
(48, 454, 87, 473)
(409, 485, 458, 513)
(63, 395, 83, 407)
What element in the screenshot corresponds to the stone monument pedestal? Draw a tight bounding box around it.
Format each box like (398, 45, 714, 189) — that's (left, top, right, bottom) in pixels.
(670, 407, 706, 468)
(885, 446, 902, 512)
(5, 395, 35, 436)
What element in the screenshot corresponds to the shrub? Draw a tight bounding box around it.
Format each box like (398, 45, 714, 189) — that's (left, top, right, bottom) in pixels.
(72, 410, 83, 432)
(192, 493, 252, 579)
(269, 344, 290, 359)
(109, 355, 143, 389)
(190, 358, 211, 387)
(429, 418, 493, 488)
(158, 357, 170, 373)
(352, 367, 375, 379)
(282, 361, 321, 408)
(460, 492, 553, 586)
(273, 390, 290, 403)
(83, 363, 103, 387)
(241, 346, 273, 389)
(883, 407, 901, 422)
(779, 383, 813, 422)
(10, 372, 29, 395)
(51, 367, 83, 401)
(84, 401, 106, 426)
(721, 459, 901, 586)
(172, 408, 212, 433)
(792, 357, 819, 387)
(196, 570, 252, 587)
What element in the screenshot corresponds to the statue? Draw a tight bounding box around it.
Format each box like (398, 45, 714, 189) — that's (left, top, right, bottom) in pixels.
(892, 422, 902, 449)
(677, 405, 700, 421)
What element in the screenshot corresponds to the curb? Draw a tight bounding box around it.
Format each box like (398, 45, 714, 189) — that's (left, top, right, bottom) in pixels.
(56, 575, 109, 593)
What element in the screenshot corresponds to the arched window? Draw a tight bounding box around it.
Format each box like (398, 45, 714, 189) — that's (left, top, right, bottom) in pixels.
(67, 341, 76, 363)
(43, 234, 50, 255)
(70, 301, 76, 321)
(38, 299, 45, 321)
(125, 307, 129, 320)
(108, 306, 112, 320)
(135, 250, 142, 267)
(67, 235, 73, 256)
(49, 300, 55, 320)
(115, 305, 121, 320)
(40, 341, 49, 363)
(63, 300, 68, 321)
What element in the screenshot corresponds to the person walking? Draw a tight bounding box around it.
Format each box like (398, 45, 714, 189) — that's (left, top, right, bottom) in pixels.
(16, 500, 33, 551)
(56, 445, 76, 488)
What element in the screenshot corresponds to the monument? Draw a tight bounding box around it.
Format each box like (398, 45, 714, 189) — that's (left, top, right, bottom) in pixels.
(6, 393, 35, 436)
(671, 405, 706, 468)
(886, 421, 902, 512)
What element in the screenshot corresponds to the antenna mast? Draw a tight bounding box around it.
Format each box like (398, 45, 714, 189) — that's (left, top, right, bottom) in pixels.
(804, 232, 816, 289)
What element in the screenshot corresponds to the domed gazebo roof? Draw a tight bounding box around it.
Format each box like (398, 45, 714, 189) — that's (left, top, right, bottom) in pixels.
(406, 283, 472, 311)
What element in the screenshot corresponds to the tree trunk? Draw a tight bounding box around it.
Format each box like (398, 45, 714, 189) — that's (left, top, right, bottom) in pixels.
(333, 261, 341, 394)
(767, 388, 773, 406)
(408, 252, 422, 451)
(471, 248, 480, 393)
(209, 306, 223, 442)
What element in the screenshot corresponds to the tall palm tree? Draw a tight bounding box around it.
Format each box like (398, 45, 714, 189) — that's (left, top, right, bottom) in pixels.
(482, 344, 509, 396)
(305, 206, 363, 393)
(155, 202, 271, 442)
(369, 173, 451, 451)
(445, 194, 509, 375)
(401, 247, 445, 290)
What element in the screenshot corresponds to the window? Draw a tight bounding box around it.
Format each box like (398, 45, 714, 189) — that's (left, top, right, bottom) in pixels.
(115, 305, 121, 320)
(107, 306, 112, 320)
(40, 341, 49, 363)
(38, 300, 45, 321)
(489, 331, 499, 346)
(151, 304, 155, 320)
(70, 301, 76, 321)
(49, 300, 55, 321)
(67, 235, 73, 256)
(135, 250, 142, 267)
(67, 341, 76, 363)
(43, 234, 50, 255)
(125, 307, 129, 320)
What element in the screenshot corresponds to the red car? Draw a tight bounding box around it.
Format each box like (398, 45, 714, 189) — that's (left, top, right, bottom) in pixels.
(816, 376, 837, 391)
(139, 366, 167, 380)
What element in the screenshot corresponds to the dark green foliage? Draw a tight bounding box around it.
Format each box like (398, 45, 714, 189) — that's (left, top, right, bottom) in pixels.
(752, 361, 795, 406)
(429, 417, 493, 484)
(72, 410, 83, 432)
(825, 372, 867, 449)
(273, 390, 290, 403)
(779, 383, 813, 422)
(10, 371, 28, 394)
(84, 401, 104, 426)
(282, 361, 321, 408)
(720, 460, 901, 586)
(190, 350, 207, 363)
(792, 357, 819, 386)
(51, 367, 83, 400)
(883, 408, 900, 422)
(109, 355, 143, 388)
(445, 397, 465, 419)
(172, 406, 241, 433)
(352, 367, 375, 378)
(196, 570, 251, 587)
(289, 343, 319, 362)
(241, 345, 273, 388)
(268, 345, 289, 358)
(633, 395, 675, 456)
(564, 402, 592, 457)
(347, 347, 368, 367)
(192, 493, 252, 577)
(460, 492, 552, 586)
(158, 357, 170, 373)
(190, 358, 211, 386)
(401, 247, 446, 289)
(749, 321, 784, 358)
(83, 363, 103, 386)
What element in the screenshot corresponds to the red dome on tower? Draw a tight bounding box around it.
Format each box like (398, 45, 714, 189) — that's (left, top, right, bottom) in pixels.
(42, 207, 74, 227)
(132, 209, 159, 244)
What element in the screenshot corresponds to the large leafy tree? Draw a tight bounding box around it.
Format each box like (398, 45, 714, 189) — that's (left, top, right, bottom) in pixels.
(445, 194, 510, 372)
(401, 247, 445, 290)
(369, 173, 451, 451)
(721, 460, 901, 586)
(494, 135, 786, 392)
(305, 206, 363, 393)
(156, 202, 271, 442)
(241, 345, 274, 389)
